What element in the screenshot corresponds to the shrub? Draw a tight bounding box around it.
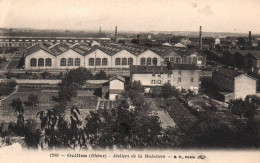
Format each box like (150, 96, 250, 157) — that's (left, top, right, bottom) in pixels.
(0, 79, 17, 96)
(27, 93, 39, 107)
(24, 119, 41, 149)
(94, 70, 108, 80)
(161, 83, 175, 99)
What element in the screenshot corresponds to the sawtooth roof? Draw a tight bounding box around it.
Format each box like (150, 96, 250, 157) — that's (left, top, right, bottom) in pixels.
(24, 43, 54, 57)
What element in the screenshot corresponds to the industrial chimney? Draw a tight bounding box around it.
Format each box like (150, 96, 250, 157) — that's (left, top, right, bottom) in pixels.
(137, 34, 140, 45)
(249, 31, 252, 46)
(199, 26, 202, 50)
(99, 27, 102, 34)
(115, 26, 117, 42)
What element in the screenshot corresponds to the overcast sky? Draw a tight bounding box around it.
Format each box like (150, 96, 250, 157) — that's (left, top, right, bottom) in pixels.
(0, 0, 259, 33)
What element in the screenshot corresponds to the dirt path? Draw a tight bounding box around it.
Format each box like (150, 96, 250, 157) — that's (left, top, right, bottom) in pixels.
(156, 111, 177, 129)
(146, 98, 177, 129)
(4, 52, 16, 69)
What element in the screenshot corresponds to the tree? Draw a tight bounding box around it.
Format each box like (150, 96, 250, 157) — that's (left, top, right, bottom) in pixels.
(229, 99, 245, 120)
(36, 106, 87, 149)
(9, 98, 23, 115)
(66, 67, 93, 87)
(55, 68, 93, 103)
(229, 96, 259, 120)
(85, 111, 102, 136)
(24, 118, 41, 148)
(28, 93, 39, 108)
(94, 70, 107, 80)
(126, 81, 144, 94)
(0, 79, 17, 96)
(150, 86, 162, 98)
(57, 80, 77, 102)
(161, 83, 175, 99)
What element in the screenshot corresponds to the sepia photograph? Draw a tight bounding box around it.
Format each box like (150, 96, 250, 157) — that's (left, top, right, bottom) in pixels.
(0, 0, 259, 162)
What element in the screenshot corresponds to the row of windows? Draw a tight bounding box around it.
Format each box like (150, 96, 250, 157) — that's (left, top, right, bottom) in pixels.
(60, 58, 81, 66)
(0, 42, 33, 47)
(186, 57, 203, 64)
(152, 73, 172, 78)
(30, 57, 160, 67)
(89, 58, 108, 66)
(30, 58, 52, 67)
(164, 57, 182, 64)
(140, 57, 158, 65)
(115, 57, 133, 65)
(152, 70, 194, 78)
(30, 58, 82, 67)
(151, 77, 194, 84)
(164, 57, 204, 64)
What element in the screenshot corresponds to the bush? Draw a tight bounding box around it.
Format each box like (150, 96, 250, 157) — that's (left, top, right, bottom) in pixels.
(150, 86, 162, 98)
(161, 83, 175, 99)
(94, 70, 108, 80)
(27, 93, 39, 107)
(24, 119, 41, 149)
(41, 71, 50, 79)
(0, 79, 17, 96)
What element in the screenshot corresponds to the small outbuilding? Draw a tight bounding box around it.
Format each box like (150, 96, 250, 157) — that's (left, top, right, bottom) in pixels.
(108, 75, 125, 101)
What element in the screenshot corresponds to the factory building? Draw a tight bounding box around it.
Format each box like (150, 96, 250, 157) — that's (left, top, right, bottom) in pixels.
(24, 42, 207, 70)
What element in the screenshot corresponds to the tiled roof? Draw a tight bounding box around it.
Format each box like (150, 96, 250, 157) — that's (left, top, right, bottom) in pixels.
(247, 51, 260, 59)
(185, 49, 206, 57)
(131, 64, 199, 74)
(49, 43, 70, 56)
(173, 43, 186, 48)
(109, 89, 124, 94)
(216, 67, 257, 80)
(98, 44, 123, 56)
(113, 44, 148, 56)
(109, 75, 125, 82)
(168, 64, 199, 70)
(130, 65, 170, 74)
(162, 49, 183, 57)
(25, 43, 54, 57)
(204, 50, 223, 58)
(223, 50, 237, 55)
(148, 46, 172, 56)
(216, 67, 242, 78)
(71, 43, 96, 56)
(236, 50, 256, 56)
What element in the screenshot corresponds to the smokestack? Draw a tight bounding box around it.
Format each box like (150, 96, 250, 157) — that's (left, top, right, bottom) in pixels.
(249, 31, 252, 46)
(199, 26, 202, 50)
(115, 26, 117, 42)
(137, 34, 140, 45)
(99, 27, 102, 34)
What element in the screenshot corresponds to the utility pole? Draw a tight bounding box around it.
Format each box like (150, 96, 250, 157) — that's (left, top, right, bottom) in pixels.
(94, 50, 96, 71)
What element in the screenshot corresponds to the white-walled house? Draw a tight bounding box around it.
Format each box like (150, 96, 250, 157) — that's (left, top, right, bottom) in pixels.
(130, 65, 200, 93)
(212, 67, 257, 102)
(108, 75, 125, 101)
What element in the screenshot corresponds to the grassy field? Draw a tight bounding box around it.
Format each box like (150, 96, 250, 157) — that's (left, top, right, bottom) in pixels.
(0, 88, 98, 123)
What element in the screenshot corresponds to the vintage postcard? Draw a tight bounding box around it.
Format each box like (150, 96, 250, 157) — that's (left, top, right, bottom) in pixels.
(0, 0, 259, 162)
